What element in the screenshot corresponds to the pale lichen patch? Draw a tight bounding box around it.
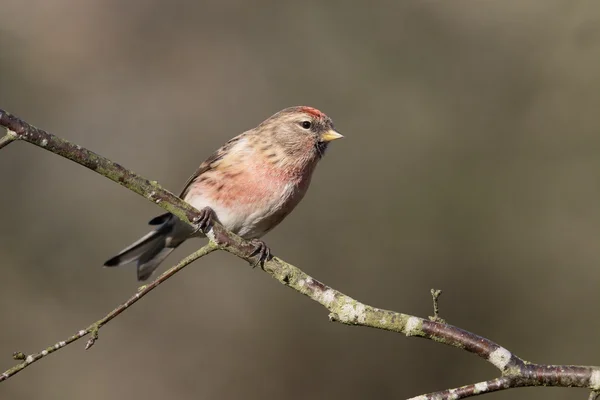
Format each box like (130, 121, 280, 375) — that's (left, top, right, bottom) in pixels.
(405, 317, 422, 336)
(489, 347, 512, 370)
(448, 389, 459, 400)
(339, 300, 367, 323)
(590, 369, 600, 390)
(41, 350, 48, 356)
(339, 304, 353, 321)
(298, 279, 305, 287)
(354, 303, 366, 323)
(474, 382, 488, 393)
(40, 138, 48, 147)
(406, 395, 427, 400)
(25, 355, 34, 363)
(78, 330, 86, 337)
(204, 228, 216, 242)
(321, 289, 335, 306)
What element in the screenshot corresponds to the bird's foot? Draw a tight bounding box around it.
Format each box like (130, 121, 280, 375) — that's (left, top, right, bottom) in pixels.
(248, 239, 272, 269)
(193, 207, 217, 235)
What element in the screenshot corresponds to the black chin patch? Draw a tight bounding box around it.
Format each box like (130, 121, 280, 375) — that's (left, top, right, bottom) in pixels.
(316, 141, 329, 158)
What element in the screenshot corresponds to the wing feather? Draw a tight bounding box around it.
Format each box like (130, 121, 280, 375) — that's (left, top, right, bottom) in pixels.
(178, 133, 245, 199)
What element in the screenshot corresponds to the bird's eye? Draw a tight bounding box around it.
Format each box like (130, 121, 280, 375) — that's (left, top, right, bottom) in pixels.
(300, 121, 312, 129)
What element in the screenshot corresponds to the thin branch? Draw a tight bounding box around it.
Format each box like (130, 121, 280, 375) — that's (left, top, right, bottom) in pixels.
(429, 288, 444, 323)
(0, 243, 217, 382)
(0, 129, 17, 149)
(1, 108, 600, 399)
(408, 377, 513, 400)
(0, 109, 202, 227)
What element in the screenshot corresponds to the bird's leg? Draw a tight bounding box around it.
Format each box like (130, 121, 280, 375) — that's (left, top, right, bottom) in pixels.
(192, 207, 217, 235)
(248, 239, 272, 269)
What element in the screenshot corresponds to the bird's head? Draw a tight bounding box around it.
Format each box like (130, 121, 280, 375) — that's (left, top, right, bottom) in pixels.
(257, 106, 343, 164)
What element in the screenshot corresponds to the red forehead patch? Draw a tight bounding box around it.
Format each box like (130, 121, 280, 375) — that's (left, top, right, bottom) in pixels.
(299, 106, 325, 119)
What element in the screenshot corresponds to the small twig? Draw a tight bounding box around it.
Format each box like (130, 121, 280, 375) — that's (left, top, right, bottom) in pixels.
(85, 327, 100, 350)
(408, 377, 512, 400)
(0, 243, 216, 382)
(0, 129, 18, 150)
(429, 288, 445, 324)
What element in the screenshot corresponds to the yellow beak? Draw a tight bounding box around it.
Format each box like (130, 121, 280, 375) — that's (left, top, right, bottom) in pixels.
(320, 129, 344, 142)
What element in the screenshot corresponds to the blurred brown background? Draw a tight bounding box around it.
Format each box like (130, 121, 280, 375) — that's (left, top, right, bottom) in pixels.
(1, 1, 600, 399)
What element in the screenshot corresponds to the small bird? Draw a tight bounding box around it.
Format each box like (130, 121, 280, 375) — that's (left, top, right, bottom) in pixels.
(104, 106, 343, 280)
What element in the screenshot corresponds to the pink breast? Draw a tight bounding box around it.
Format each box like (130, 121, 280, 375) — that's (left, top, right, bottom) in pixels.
(196, 158, 311, 209)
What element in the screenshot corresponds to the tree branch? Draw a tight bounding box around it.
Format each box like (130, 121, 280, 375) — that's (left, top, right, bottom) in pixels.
(1, 243, 216, 382)
(1, 108, 599, 399)
(408, 377, 513, 400)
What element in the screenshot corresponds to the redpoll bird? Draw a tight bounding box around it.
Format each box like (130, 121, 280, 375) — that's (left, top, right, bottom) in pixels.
(104, 106, 343, 280)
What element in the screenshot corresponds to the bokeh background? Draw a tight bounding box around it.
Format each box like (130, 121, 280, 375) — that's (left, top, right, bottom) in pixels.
(1, 1, 600, 399)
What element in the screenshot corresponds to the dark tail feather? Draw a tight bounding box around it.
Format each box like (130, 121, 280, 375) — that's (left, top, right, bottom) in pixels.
(104, 230, 163, 267)
(104, 223, 178, 281)
(148, 212, 171, 225)
(136, 244, 175, 281)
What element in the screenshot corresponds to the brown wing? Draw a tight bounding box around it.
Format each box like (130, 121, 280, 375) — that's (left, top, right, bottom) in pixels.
(147, 133, 246, 226)
(178, 133, 245, 199)
(148, 152, 222, 225)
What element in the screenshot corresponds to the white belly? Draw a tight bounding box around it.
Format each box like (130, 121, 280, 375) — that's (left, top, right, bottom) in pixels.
(186, 181, 302, 239)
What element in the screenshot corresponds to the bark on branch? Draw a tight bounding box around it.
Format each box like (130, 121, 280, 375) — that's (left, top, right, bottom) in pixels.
(1, 108, 599, 399)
